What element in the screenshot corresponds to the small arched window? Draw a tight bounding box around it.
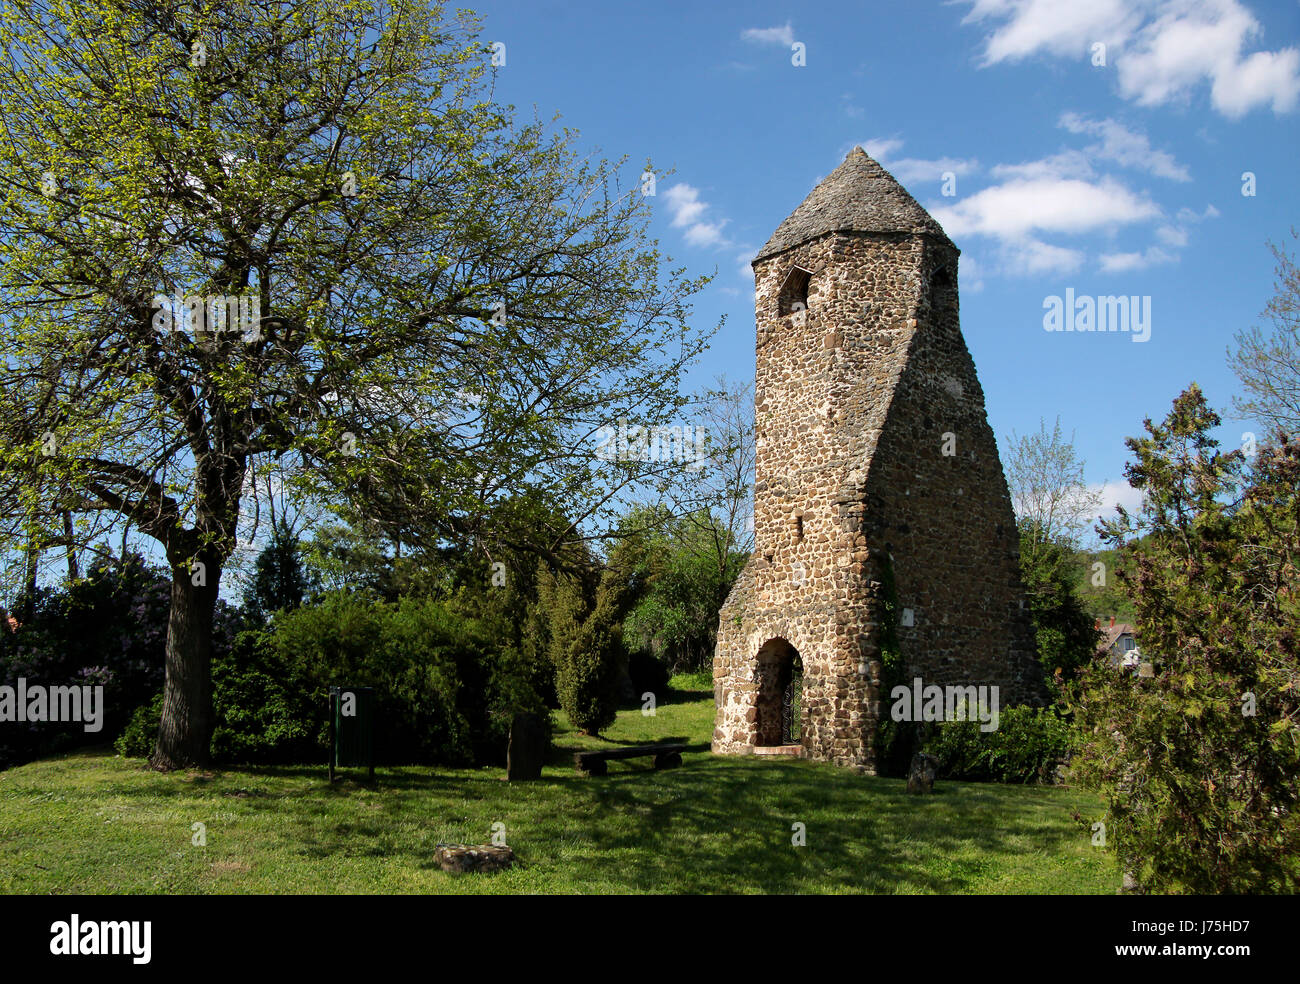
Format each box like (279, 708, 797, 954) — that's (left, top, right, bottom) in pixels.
(778, 265, 812, 317)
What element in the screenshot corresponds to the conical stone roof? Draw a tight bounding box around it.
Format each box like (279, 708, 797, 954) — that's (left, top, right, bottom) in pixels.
(755, 147, 953, 262)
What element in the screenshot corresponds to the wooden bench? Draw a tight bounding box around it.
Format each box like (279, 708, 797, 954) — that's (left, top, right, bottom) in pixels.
(574, 742, 686, 776)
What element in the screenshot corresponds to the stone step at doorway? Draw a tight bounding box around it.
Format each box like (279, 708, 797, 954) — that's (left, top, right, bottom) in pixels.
(753, 744, 804, 757)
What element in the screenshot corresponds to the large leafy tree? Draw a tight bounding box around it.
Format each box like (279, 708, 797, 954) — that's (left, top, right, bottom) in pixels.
(1071, 386, 1300, 893)
(1229, 231, 1300, 435)
(1003, 417, 1103, 696)
(0, 0, 712, 768)
(1003, 416, 1102, 567)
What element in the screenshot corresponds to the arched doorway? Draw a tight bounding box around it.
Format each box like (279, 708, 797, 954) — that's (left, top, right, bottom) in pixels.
(755, 639, 802, 747)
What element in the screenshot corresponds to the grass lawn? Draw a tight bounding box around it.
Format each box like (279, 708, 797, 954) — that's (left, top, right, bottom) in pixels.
(0, 674, 1117, 894)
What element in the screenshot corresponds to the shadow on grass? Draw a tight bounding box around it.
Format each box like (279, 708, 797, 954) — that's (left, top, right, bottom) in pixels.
(88, 751, 1096, 893)
(559, 734, 691, 749)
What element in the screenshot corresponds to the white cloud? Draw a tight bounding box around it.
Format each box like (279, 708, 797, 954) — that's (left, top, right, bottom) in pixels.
(736, 248, 757, 281)
(663, 183, 731, 249)
(962, 0, 1143, 62)
(930, 161, 1161, 276)
(860, 121, 1201, 279)
(960, 253, 986, 292)
(891, 156, 981, 184)
(1119, 1, 1300, 115)
(860, 137, 979, 186)
(1058, 112, 1191, 180)
(991, 149, 1096, 181)
(1155, 203, 1220, 247)
(664, 183, 707, 228)
(741, 22, 795, 46)
(684, 220, 729, 247)
(959, 0, 1300, 117)
(1098, 245, 1175, 271)
(1091, 478, 1145, 521)
(1209, 47, 1300, 116)
(863, 137, 905, 160)
(1095, 200, 1217, 271)
(1156, 223, 1188, 247)
(932, 176, 1160, 240)
(1002, 236, 1086, 275)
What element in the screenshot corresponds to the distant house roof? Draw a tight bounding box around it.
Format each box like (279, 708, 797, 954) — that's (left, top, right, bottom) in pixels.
(1099, 622, 1135, 649)
(754, 147, 955, 262)
(1098, 622, 1137, 667)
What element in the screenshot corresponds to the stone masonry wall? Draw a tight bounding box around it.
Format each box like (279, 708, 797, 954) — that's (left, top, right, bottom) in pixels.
(713, 229, 1045, 774)
(863, 243, 1044, 705)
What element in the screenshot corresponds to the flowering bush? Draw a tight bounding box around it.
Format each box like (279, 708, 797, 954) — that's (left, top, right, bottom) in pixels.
(0, 554, 239, 769)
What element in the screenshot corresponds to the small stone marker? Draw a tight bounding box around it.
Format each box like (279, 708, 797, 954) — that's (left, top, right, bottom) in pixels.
(434, 844, 515, 874)
(653, 749, 682, 769)
(906, 752, 938, 794)
(507, 711, 546, 781)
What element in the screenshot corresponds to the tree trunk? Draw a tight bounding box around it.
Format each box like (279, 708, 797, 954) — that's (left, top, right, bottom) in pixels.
(62, 510, 78, 581)
(21, 536, 38, 621)
(151, 559, 220, 770)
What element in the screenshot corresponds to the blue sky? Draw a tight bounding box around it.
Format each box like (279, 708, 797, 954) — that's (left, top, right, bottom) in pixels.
(476, 0, 1300, 537)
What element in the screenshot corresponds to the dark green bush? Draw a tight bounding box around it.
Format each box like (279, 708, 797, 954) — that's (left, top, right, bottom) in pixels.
(920, 704, 1074, 783)
(627, 649, 670, 704)
(488, 644, 554, 753)
(113, 590, 548, 768)
(0, 553, 239, 769)
(115, 630, 318, 764)
(267, 591, 546, 766)
(211, 630, 319, 763)
(114, 691, 164, 758)
(556, 594, 622, 735)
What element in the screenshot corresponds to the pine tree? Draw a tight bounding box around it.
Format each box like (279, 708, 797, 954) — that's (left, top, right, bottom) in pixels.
(1071, 385, 1300, 893)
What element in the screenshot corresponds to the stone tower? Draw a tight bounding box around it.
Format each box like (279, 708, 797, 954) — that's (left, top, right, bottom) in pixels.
(713, 148, 1045, 773)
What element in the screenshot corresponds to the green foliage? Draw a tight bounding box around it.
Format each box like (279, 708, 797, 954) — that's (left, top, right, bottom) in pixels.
(556, 607, 622, 736)
(0, 0, 714, 768)
(242, 520, 314, 621)
(920, 705, 1074, 784)
(0, 553, 239, 769)
(873, 552, 913, 777)
(531, 561, 591, 668)
(1071, 385, 1300, 893)
(118, 635, 317, 763)
(114, 691, 165, 759)
(210, 630, 319, 763)
(114, 591, 549, 767)
(266, 591, 527, 765)
(0, 554, 167, 763)
(619, 507, 747, 673)
(1075, 547, 1138, 623)
(670, 669, 713, 692)
(441, 533, 557, 709)
(1017, 526, 1102, 695)
(555, 565, 629, 735)
(301, 519, 453, 601)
